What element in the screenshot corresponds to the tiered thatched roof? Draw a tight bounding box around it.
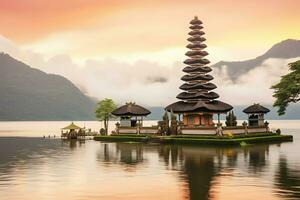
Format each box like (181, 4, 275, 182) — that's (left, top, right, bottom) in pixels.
(165, 16, 232, 113)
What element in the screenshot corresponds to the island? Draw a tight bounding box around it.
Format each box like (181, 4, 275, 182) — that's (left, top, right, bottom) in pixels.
(94, 16, 293, 146)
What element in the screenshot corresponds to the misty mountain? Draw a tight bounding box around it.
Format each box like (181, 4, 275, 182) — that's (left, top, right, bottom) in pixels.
(213, 39, 300, 80)
(0, 53, 96, 120)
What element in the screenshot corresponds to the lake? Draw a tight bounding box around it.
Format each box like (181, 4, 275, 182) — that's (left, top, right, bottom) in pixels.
(0, 120, 299, 200)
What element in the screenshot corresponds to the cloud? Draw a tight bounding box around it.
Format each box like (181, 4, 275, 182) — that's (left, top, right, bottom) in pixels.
(1, 35, 298, 107)
(213, 57, 300, 106)
(0, 36, 182, 106)
(40, 55, 300, 107)
(57, 59, 183, 106)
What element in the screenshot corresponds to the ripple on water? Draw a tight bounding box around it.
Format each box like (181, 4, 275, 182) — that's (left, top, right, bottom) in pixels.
(0, 122, 299, 200)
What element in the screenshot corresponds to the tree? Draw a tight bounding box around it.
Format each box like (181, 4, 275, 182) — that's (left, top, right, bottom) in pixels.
(95, 98, 117, 135)
(271, 60, 300, 115)
(225, 111, 237, 126)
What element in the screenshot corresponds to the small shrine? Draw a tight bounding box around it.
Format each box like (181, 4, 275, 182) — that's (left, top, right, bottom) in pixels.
(112, 102, 158, 134)
(112, 102, 151, 127)
(61, 122, 84, 139)
(243, 104, 270, 126)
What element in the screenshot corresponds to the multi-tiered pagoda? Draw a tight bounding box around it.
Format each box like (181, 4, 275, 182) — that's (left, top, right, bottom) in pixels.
(166, 16, 233, 127)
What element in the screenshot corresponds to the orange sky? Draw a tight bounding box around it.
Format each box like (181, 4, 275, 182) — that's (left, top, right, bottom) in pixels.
(1, 0, 300, 63)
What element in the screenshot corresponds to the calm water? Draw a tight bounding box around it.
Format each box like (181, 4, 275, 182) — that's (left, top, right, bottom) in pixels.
(0, 120, 299, 200)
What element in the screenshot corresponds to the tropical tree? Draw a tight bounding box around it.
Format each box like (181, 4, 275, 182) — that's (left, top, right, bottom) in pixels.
(271, 60, 300, 115)
(95, 98, 117, 135)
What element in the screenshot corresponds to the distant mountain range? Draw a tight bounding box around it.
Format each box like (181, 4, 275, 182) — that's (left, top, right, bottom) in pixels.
(212, 39, 300, 80)
(0, 39, 299, 121)
(0, 53, 96, 120)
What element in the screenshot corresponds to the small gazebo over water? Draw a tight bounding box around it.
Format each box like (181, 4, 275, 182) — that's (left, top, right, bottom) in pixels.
(61, 122, 84, 139)
(112, 102, 151, 127)
(243, 104, 270, 127)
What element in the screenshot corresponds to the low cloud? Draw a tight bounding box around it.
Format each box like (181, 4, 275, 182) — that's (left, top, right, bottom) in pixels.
(1, 35, 298, 107)
(213, 57, 300, 105)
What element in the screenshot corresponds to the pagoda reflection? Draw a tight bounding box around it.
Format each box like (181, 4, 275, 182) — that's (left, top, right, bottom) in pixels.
(181, 150, 217, 200)
(247, 145, 269, 173)
(97, 143, 145, 167)
(158, 144, 271, 200)
(274, 156, 300, 199)
(96, 141, 272, 200)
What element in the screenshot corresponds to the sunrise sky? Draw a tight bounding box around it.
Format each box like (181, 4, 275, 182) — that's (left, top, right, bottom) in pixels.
(1, 0, 300, 63)
(1, 0, 300, 106)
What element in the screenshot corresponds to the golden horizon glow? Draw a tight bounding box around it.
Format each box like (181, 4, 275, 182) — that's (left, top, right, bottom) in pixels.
(0, 0, 300, 63)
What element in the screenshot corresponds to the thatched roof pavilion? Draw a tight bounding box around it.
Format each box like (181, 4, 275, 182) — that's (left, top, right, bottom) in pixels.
(165, 16, 232, 115)
(112, 102, 151, 116)
(61, 122, 82, 130)
(243, 104, 270, 127)
(243, 104, 270, 114)
(112, 102, 151, 128)
(165, 16, 232, 127)
(61, 122, 83, 139)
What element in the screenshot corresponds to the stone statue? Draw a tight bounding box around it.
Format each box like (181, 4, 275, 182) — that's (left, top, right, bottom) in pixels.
(159, 111, 170, 135)
(136, 124, 140, 135)
(177, 121, 183, 135)
(216, 123, 223, 136)
(242, 121, 248, 135)
(157, 121, 164, 135)
(115, 122, 120, 134)
(170, 110, 178, 135)
(264, 121, 270, 133)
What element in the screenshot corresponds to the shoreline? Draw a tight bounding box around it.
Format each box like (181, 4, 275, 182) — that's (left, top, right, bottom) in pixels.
(94, 133, 293, 146)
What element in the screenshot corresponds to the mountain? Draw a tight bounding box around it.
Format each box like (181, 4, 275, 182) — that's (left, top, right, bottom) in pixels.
(212, 39, 300, 80)
(0, 53, 96, 120)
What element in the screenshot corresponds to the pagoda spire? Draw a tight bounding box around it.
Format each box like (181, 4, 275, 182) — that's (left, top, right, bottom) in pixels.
(177, 16, 218, 102)
(165, 17, 233, 116)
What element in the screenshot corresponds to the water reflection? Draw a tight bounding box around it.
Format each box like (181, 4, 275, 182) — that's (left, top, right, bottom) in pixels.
(61, 139, 86, 149)
(0, 137, 61, 165)
(180, 151, 216, 200)
(275, 156, 300, 199)
(0, 138, 85, 180)
(97, 143, 145, 167)
(163, 145, 270, 200)
(0, 137, 299, 200)
(97, 142, 275, 200)
(246, 145, 269, 174)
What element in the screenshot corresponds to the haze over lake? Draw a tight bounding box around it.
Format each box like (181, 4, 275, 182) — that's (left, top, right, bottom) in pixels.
(0, 120, 299, 200)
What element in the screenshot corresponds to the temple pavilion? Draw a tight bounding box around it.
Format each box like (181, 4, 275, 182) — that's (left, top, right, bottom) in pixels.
(61, 122, 84, 139)
(112, 102, 151, 127)
(165, 16, 233, 127)
(243, 104, 270, 126)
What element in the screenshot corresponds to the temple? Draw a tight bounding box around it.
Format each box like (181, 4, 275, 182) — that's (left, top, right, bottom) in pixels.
(243, 104, 270, 126)
(108, 16, 273, 137)
(112, 102, 158, 134)
(165, 16, 233, 127)
(112, 102, 151, 128)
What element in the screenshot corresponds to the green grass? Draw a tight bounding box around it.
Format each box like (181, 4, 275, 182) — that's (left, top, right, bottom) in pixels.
(170, 132, 277, 139)
(94, 134, 293, 146)
(110, 134, 151, 137)
(160, 135, 293, 146)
